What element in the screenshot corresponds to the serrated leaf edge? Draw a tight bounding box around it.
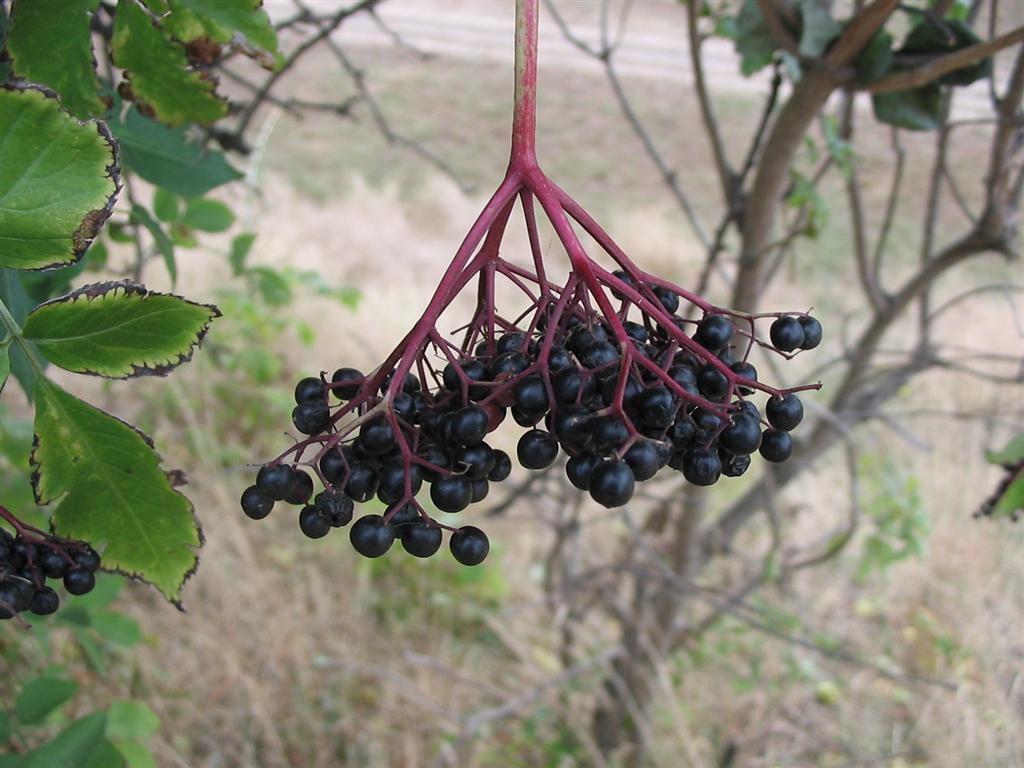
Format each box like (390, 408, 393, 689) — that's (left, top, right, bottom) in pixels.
(0, 81, 122, 272)
(26, 279, 221, 378)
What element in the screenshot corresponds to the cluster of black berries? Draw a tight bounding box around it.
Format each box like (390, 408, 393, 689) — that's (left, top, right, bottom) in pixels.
(0, 528, 101, 621)
(242, 268, 821, 564)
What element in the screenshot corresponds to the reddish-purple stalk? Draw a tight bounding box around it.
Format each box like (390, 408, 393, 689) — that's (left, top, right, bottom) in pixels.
(266, 0, 820, 526)
(0, 504, 89, 570)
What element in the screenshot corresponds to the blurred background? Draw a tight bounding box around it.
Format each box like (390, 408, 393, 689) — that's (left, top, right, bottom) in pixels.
(1, 1, 1022, 767)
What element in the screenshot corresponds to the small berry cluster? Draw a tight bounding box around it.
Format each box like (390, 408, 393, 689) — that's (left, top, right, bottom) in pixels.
(0, 524, 101, 621)
(243, 249, 821, 565)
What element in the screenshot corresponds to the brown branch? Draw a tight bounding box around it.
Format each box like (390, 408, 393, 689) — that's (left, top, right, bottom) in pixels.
(756, 0, 801, 58)
(688, 0, 735, 205)
(865, 25, 1024, 93)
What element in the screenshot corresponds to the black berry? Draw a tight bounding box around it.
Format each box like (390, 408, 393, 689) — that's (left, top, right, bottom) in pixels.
(450, 526, 489, 566)
(350, 515, 395, 558)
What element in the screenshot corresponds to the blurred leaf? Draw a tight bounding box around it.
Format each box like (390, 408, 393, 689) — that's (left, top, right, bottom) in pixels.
(822, 115, 854, 177)
(84, 240, 109, 272)
(857, 30, 893, 85)
(90, 611, 143, 646)
(0, 342, 9, 394)
(986, 435, 1024, 465)
(0, 87, 119, 270)
(169, 223, 199, 248)
(32, 378, 202, 602)
(109, 107, 242, 197)
(900, 18, 991, 87)
(872, 84, 943, 131)
(112, 740, 156, 768)
(0, 270, 41, 399)
(152, 188, 180, 223)
(111, 0, 226, 126)
(734, 0, 783, 76)
(106, 701, 160, 741)
(129, 207, 177, 283)
(15, 676, 80, 725)
(23, 281, 219, 378)
(18, 712, 107, 768)
(0, 711, 9, 744)
(249, 267, 292, 306)
(229, 233, 256, 275)
(6, 0, 106, 119)
(68, 573, 124, 610)
(183, 198, 234, 232)
(107, 225, 136, 244)
(83, 739, 127, 768)
(163, 0, 278, 57)
(798, 0, 840, 58)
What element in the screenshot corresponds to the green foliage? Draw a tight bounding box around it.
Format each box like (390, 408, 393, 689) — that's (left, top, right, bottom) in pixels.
(158, 0, 279, 63)
(109, 106, 242, 197)
(872, 84, 943, 131)
(5, 0, 105, 119)
(797, 0, 841, 58)
(16, 713, 108, 768)
(731, 0, 782, 76)
(0, 87, 118, 270)
(111, 0, 226, 126)
(23, 281, 219, 378)
(32, 377, 202, 602)
(980, 434, 1024, 519)
(128, 206, 178, 282)
(182, 197, 235, 232)
(857, 456, 930, 579)
(15, 677, 80, 725)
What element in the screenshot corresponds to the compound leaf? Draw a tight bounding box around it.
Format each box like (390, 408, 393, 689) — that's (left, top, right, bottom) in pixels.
(23, 281, 219, 378)
(15, 677, 80, 725)
(109, 107, 241, 197)
(111, 0, 227, 126)
(0, 86, 119, 271)
(6, 0, 106, 119)
(32, 378, 202, 602)
(162, 0, 278, 59)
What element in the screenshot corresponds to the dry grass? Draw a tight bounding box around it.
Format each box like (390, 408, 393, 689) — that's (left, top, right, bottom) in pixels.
(4, 17, 1024, 768)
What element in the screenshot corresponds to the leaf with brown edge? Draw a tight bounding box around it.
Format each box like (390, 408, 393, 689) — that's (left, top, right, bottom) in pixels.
(31, 377, 202, 604)
(22, 281, 220, 378)
(0, 85, 120, 271)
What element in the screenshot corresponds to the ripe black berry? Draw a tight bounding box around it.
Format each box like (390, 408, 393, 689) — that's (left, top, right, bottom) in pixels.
(719, 415, 762, 455)
(319, 447, 346, 483)
(488, 449, 512, 481)
(591, 415, 629, 452)
(450, 526, 489, 566)
(257, 464, 295, 501)
(29, 586, 60, 616)
(39, 548, 71, 579)
(565, 452, 601, 490)
(624, 440, 662, 481)
(694, 315, 733, 350)
(636, 387, 676, 430)
(350, 515, 394, 558)
(377, 460, 423, 504)
(471, 478, 490, 502)
(401, 523, 443, 558)
(759, 429, 793, 462)
(697, 364, 729, 400)
(589, 460, 635, 508)
(766, 393, 803, 432)
(64, 568, 96, 596)
(299, 506, 332, 539)
(285, 469, 314, 505)
(720, 450, 752, 477)
(241, 485, 274, 520)
(449, 406, 489, 446)
(294, 377, 325, 404)
(430, 475, 473, 513)
(344, 463, 379, 502)
(682, 448, 721, 486)
(331, 367, 363, 399)
(798, 316, 822, 349)
(669, 418, 696, 449)
(360, 416, 396, 454)
(457, 443, 495, 479)
(729, 361, 758, 395)
(315, 489, 354, 527)
(292, 401, 330, 435)
(517, 429, 559, 469)
(653, 285, 679, 314)
(770, 316, 804, 352)
(513, 374, 549, 414)
(76, 547, 101, 573)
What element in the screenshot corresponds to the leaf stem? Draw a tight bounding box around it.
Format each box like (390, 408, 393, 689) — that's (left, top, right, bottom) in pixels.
(0, 296, 46, 376)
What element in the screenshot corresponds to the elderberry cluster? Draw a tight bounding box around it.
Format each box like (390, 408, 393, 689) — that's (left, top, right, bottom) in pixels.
(242, 268, 821, 564)
(0, 528, 100, 621)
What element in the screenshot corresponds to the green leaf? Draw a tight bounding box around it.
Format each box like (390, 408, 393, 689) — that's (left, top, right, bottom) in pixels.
(91, 610, 143, 646)
(15, 677, 80, 725)
(152, 188, 180, 223)
(857, 30, 894, 86)
(109, 107, 241, 197)
(229, 233, 255, 275)
(249, 266, 292, 306)
(129, 207, 177, 283)
(0, 86, 120, 270)
(6, 0, 106, 119)
(31, 378, 202, 602)
(0, 711, 10, 744)
(734, 0, 781, 76)
(23, 281, 219, 378)
(986, 435, 1024, 465)
(0, 270, 42, 398)
(0, 342, 9, 395)
(111, 740, 155, 768)
(83, 740, 127, 768)
(106, 701, 159, 741)
(182, 198, 234, 232)
(900, 19, 991, 87)
(163, 0, 278, 59)
(18, 713, 107, 768)
(872, 84, 943, 131)
(989, 471, 1023, 519)
(111, 0, 227, 126)
(798, 0, 840, 58)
